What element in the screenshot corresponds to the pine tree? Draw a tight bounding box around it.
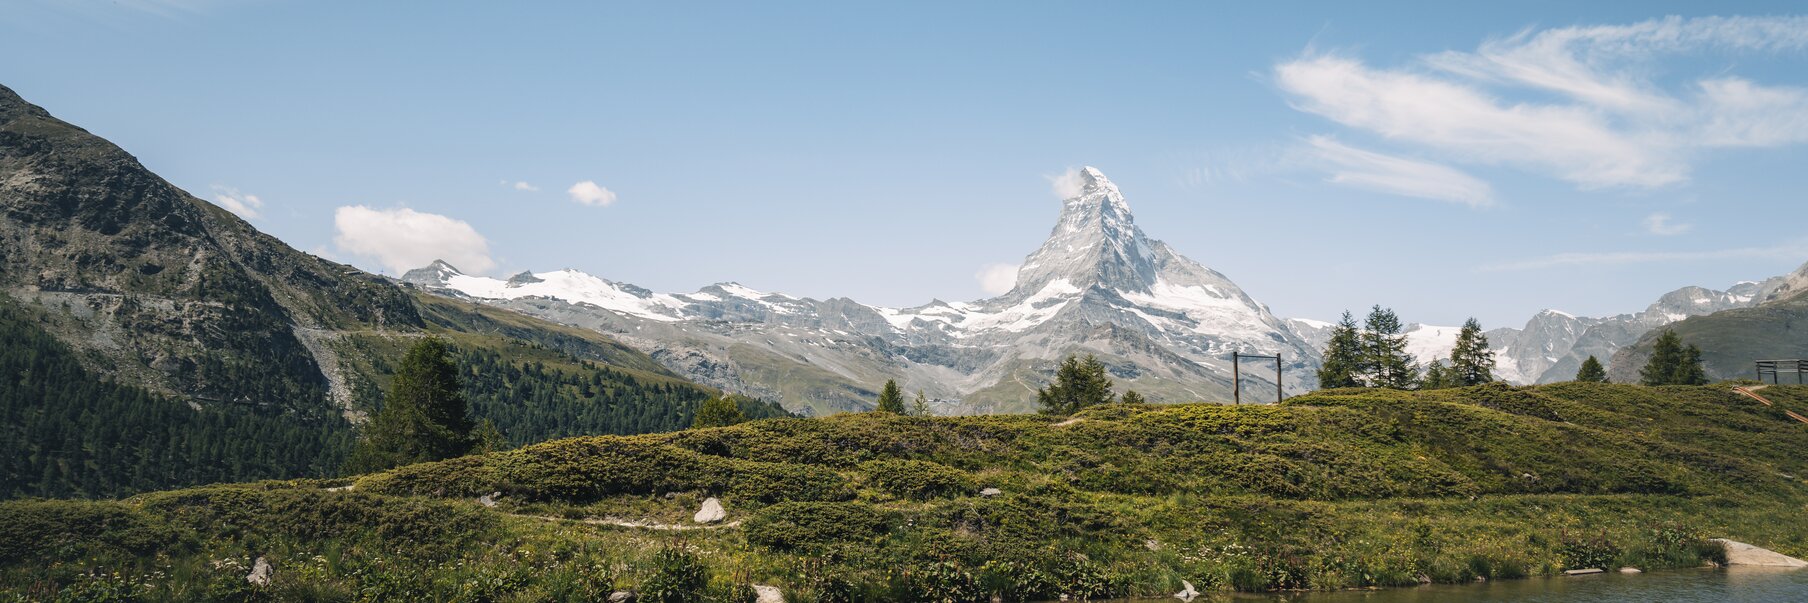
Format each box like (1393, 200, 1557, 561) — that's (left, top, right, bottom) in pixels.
(692, 395, 748, 428)
(874, 379, 906, 414)
(1120, 390, 1147, 404)
(1317, 311, 1364, 389)
(346, 337, 476, 473)
(1449, 317, 1496, 386)
(910, 390, 931, 417)
(1421, 359, 1452, 390)
(1575, 355, 1608, 383)
(1640, 330, 1687, 386)
(1036, 354, 1115, 415)
(471, 419, 508, 453)
(1362, 306, 1419, 389)
(1676, 344, 1709, 386)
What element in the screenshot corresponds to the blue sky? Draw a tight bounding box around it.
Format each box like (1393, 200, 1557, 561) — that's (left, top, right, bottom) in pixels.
(4, 1, 1808, 328)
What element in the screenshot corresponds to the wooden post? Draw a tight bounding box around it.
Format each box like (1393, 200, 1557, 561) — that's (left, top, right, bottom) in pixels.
(1232, 352, 1241, 405)
(1275, 354, 1284, 404)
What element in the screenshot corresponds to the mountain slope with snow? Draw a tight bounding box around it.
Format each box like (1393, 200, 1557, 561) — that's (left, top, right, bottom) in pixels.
(407, 167, 1317, 415)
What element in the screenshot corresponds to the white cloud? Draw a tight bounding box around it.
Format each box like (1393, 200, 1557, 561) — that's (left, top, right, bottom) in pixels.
(1643, 212, 1692, 236)
(1481, 240, 1808, 272)
(500, 180, 540, 192)
(332, 206, 495, 275)
(1307, 136, 1493, 207)
(567, 180, 617, 206)
(1275, 16, 1808, 191)
(209, 185, 265, 220)
(1047, 168, 1086, 199)
(975, 263, 1019, 295)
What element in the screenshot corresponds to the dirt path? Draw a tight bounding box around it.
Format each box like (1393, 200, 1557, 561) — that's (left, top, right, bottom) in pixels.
(509, 513, 742, 531)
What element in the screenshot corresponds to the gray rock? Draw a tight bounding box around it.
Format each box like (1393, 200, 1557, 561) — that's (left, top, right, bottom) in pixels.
(478, 491, 500, 508)
(1173, 579, 1198, 601)
(753, 584, 784, 603)
(608, 590, 636, 603)
(1714, 538, 1808, 567)
(694, 497, 726, 523)
(1618, 567, 1642, 574)
(246, 556, 272, 587)
(979, 487, 1002, 498)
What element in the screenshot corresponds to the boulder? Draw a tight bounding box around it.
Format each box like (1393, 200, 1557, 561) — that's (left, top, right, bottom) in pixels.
(694, 497, 726, 523)
(245, 557, 272, 587)
(1173, 579, 1198, 601)
(608, 590, 636, 603)
(979, 487, 1002, 498)
(753, 584, 784, 603)
(1713, 538, 1808, 567)
(478, 491, 501, 508)
(1618, 567, 1642, 574)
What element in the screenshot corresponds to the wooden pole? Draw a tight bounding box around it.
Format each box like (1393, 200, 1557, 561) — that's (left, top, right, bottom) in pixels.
(1232, 352, 1240, 405)
(1275, 354, 1283, 404)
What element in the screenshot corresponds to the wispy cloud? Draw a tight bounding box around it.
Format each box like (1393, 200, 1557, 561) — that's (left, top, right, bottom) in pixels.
(975, 263, 1019, 295)
(1047, 168, 1087, 200)
(1642, 212, 1692, 236)
(1307, 136, 1493, 207)
(567, 180, 617, 206)
(1482, 241, 1808, 272)
(209, 185, 264, 220)
(500, 180, 539, 192)
(332, 206, 496, 275)
(1276, 16, 1808, 191)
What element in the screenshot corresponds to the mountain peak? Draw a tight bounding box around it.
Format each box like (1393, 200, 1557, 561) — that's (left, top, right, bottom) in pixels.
(1006, 166, 1153, 296)
(401, 260, 464, 286)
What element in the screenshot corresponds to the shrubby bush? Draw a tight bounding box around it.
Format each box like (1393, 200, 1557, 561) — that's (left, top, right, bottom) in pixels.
(858, 459, 974, 500)
(745, 502, 887, 551)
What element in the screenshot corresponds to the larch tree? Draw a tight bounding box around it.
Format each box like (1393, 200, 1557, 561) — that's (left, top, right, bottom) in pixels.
(1448, 318, 1496, 387)
(1036, 354, 1115, 415)
(1575, 356, 1608, 383)
(874, 379, 906, 414)
(345, 337, 475, 473)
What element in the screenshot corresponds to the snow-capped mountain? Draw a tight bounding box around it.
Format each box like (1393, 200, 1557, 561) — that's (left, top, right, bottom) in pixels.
(405, 167, 1317, 415)
(1398, 280, 1786, 384)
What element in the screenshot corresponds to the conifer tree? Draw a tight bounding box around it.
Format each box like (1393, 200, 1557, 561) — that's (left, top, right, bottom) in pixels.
(346, 337, 475, 473)
(1575, 356, 1608, 383)
(692, 395, 748, 428)
(1361, 306, 1419, 389)
(1640, 330, 1687, 386)
(1421, 359, 1452, 390)
(1676, 344, 1709, 386)
(911, 390, 931, 417)
(1120, 390, 1147, 405)
(874, 379, 906, 414)
(1036, 354, 1115, 415)
(1317, 311, 1364, 389)
(1449, 318, 1496, 386)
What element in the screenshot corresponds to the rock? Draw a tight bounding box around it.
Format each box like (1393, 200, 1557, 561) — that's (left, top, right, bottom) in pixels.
(1144, 538, 1162, 551)
(753, 584, 784, 603)
(1713, 538, 1808, 567)
(1619, 567, 1642, 574)
(245, 556, 272, 587)
(979, 487, 1002, 498)
(1173, 579, 1198, 601)
(608, 590, 636, 603)
(694, 497, 726, 523)
(478, 491, 500, 508)
(1563, 568, 1604, 576)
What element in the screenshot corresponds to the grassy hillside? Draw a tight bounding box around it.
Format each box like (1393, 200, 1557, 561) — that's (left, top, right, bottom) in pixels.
(5, 382, 1805, 600)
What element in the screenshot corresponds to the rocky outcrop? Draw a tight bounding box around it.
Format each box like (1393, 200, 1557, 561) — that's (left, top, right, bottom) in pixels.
(1714, 539, 1808, 567)
(693, 497, 726, 523)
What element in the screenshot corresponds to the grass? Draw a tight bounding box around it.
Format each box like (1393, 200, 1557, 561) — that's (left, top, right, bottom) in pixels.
(3, 382, 1807, 601)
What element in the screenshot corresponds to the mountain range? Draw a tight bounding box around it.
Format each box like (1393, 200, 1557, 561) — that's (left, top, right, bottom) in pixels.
(406, 167, 1319, 415)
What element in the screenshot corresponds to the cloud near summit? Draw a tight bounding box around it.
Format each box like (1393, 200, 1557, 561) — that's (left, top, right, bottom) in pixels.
(332, 206, 495, 275)
(1276, 15, 1808, 197)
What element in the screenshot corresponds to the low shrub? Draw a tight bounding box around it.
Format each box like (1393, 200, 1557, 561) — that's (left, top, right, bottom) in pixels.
(0, 499, 185, 565)
(745, 502, 887, 551)
(639, 547, 709, 603)
(858, 459, 974, 500)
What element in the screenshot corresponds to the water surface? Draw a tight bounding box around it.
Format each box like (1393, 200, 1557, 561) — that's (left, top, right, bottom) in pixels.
(1189, 567, 1808, 602)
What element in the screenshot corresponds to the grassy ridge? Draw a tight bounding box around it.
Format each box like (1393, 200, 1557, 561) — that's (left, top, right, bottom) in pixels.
(3, 383, 1806, 600)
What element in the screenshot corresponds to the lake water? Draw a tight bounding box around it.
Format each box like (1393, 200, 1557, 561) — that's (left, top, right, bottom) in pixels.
(1187, 567, 1808, 602)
